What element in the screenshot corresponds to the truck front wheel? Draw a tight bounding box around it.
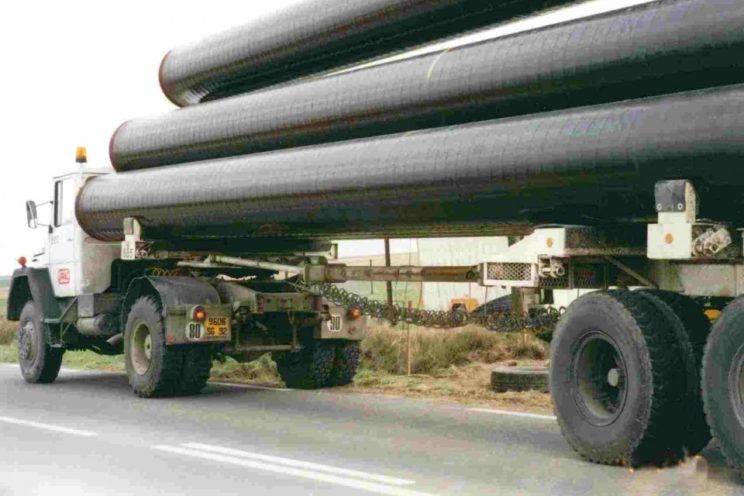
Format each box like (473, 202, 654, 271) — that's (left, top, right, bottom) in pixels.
(124, 296, 184, 398)
(551, 291, 687, 467)
(17, 301, 63, 384)
(702, 296, 744, 479)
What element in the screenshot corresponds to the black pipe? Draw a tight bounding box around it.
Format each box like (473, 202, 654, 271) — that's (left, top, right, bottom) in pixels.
(113, 0, 744, 172)
(159, 0, 583, 106)
(82, 85, 744, 244)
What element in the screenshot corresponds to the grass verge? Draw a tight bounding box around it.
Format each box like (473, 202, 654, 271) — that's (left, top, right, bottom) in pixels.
(0, 324, 551, 412)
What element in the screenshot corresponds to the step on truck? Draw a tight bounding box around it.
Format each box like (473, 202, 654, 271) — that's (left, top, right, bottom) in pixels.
(10, 154, 744, 480)
(10, 153, 366, 398)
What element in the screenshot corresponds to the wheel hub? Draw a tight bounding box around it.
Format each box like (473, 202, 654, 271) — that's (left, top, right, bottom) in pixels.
(572, 332, 628, 427)
(18, 322, 35, 362)
(131, 322, 153, 376)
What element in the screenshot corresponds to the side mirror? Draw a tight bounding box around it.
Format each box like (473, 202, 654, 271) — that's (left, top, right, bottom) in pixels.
(26, 201, 38, 229)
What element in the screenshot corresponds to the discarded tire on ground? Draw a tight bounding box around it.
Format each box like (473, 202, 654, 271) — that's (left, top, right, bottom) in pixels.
(491, 367, 549, 393)
(550, 291, 687, 467)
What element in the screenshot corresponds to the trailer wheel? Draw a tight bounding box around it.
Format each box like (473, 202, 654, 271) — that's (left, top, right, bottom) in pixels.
(17, 301, 63, 384)
(638, 290, 711, 455)
(328, 342, 361, 387)
(551, 291, 687, 467)
(124, 296, 184, 398)
(702, 296, 744, 479)
(275, 340, 335, 390)
(179, 346, 213, 395)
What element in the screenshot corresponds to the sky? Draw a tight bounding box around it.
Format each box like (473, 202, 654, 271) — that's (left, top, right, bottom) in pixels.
(0, 0, 652, 273)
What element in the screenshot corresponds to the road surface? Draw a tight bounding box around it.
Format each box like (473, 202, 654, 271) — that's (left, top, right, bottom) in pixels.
(0, 363, 740, 496)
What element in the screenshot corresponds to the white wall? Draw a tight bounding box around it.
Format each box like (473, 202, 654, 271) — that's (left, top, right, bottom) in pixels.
(417, 237, 510, 311)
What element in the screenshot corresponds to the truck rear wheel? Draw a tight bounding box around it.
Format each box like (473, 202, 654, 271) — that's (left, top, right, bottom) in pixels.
(17, 301, 63, 384)
(551, 291, 687, 467)
(179, 346, 213, 395)
(638, 290, 711, 455)
(274, 340, 335, 390)
(124, 296, 184, 398)
(702, 296, 744, 479)
(328, 341, 361, 387)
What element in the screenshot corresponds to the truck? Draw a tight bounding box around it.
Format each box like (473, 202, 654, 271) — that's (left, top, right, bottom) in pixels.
(12, 151, 744, 477)
(11, 149, 366, 398)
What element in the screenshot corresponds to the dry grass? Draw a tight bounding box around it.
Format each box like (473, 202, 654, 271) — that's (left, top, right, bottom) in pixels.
(361, 324, 547, 375)
(0, 317, 15, 346)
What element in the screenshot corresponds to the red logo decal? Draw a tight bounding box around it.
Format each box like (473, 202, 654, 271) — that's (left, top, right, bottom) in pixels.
(57, 269, 70, 285)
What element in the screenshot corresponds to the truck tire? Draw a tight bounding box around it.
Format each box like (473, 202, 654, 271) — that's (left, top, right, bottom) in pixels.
(637, 290, 711, 455)
(179, 346, 213, 395)
(124, 296, 184, 398)
(17, 301, 63, 384)
(328, 342, 361, 387)
(275, 341, 335, 390)
(550, 291, 687, 467)
(491, 367, 549, 393)
(702, 296, 744, 479)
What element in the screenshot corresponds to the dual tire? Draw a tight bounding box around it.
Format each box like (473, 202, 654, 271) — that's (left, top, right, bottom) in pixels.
(551, 290, 709, 467)
(274, 340, 361, 390)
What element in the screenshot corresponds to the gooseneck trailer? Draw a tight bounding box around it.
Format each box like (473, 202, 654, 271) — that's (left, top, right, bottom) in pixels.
(10, 0, 744, 484)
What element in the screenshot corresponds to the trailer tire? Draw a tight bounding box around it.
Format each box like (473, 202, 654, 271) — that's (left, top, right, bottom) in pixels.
(491, 367, 549, 393)
(702, 296, 744, 479)
(179, 346, 213, 395)
(275, 340, 335, 390)
(124, 296, 184, 398)
(638, 290, 711, 455)
(551, 291, 687, 467)
(328, 342, 361, 387)
(17, 301, 64, 384)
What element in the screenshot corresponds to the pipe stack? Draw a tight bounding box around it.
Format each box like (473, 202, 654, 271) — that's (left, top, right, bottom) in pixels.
(78, 0, 744, 247)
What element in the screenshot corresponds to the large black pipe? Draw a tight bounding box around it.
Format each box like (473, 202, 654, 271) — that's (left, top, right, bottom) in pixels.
(82, 85, 744, 244)
(159, 0, 581, 106)
(114, 0, 744, 172)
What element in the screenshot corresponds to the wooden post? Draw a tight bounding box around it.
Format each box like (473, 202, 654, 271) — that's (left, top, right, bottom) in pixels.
(384, 238, 394, 308)
(407, 300, 413, 376)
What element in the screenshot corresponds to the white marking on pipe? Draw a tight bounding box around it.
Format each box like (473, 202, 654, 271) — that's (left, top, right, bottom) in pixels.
(0, 415, 97, 437)
(425, 48, 451, 80)
(208, 381, 290, 392)
(469, 408, 557, 421)
(183, 442, 414, 486)
(153, 445, 437, 496)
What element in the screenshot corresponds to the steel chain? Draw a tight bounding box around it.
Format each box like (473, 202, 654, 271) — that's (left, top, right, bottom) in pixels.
(296, 281, 562, 333)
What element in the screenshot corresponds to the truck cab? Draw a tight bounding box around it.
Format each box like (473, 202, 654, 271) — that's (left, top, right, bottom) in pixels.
(8, 150, 365, 397)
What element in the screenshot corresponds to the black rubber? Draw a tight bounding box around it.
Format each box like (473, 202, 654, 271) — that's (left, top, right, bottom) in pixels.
(638, 290, 712, 455)
(124, 297, 184, 398)
(491, 367, 548, 393)
(178, 345, 213, 395)
(17, 301, 63, 384)
(328, 342, 361, 387)
(550, 291, 687, 467)
(274, 340, 336, 390)
(703, 296, 744, 479)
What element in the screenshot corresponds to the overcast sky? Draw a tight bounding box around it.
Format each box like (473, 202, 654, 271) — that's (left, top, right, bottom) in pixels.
(0, 0, 652, 273)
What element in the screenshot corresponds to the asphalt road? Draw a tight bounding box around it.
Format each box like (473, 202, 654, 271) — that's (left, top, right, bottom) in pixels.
(0, 364, 741, 496)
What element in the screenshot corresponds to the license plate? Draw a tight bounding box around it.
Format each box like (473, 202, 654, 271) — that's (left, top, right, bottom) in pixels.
(205, 316, 229, 338)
